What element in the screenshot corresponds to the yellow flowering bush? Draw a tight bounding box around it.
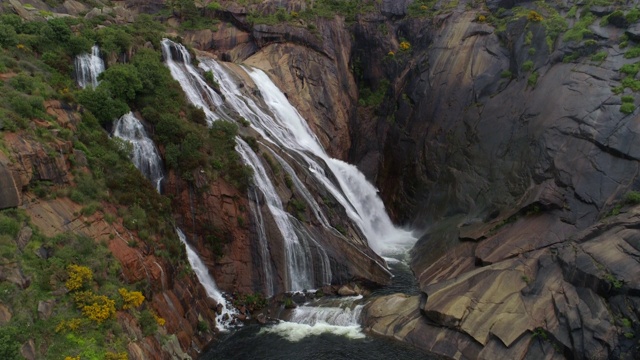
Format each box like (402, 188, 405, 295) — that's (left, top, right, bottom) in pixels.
(478, 15, 486, 22)
(388, 51, 395, 57)
(118, 288, 145, 310)
(81, 295, 116, 323)
(64, 357, 80, 360)
(55, 318, 83, 333)
(105, 352, 128, 360)
(65, 265, 93, 291)
(152, 311, 166, 326)
(399, 41, 411, 51)
(73, 290, 116, 323)
(528, 10, 543, 22)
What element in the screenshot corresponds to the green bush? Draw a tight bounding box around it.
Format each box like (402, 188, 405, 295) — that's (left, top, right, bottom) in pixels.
(591, 51, 607, 62)
(0, 24, 18, 48)
(98, 64, 142, 102)
(625, 46, 640, 59)
(563, 13, 595, 42)
(622, 95, 635, 103)
(0, 214, 21, 238)
(625, 191, 640, 204)
(522, 60, 534, 71)
(620, 63, 640, 76)
(621, 102, 636, 114)
(527, 72, 539, 87)
(76, 87, 129, 126)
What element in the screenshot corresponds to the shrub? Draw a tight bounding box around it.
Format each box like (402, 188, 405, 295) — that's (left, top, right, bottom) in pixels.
(0, 24, 19, 48)
(527, 10, 543, 22)
(0, 215, 20, 238)
(138, 309, 158, 336)
(77, 87, 129, 126)
(399, 41, 411, 51)
(625, 191, 640, 204)
(105, 352, 128, 360)
(98, 64, 143, 102)
(118, 288, 145, 309)
(622, 95, 635, 103)
(500, 70, 512, 78)
(625, 46, 640, 59)
(81, 294, 116, 323)
(591, 51, 607, 62)
(528, 72, 539, 87)
(621, 102, 636, 114)
(620, 63, 640, 76)
(522, 60, 534, 71)
(65, 264, 93, 291)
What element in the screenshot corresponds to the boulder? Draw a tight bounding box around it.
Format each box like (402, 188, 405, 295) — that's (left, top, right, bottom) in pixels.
(62, 0, 88, 16)
(20, 339, 36, 360)
(16, 226, 32, 251)
(337, 285, 357, 296)
(0, 161, 20, 210)
(37, 299, 55, 320)
(0, 302, 12, 325)
(381, 0, 411, 17)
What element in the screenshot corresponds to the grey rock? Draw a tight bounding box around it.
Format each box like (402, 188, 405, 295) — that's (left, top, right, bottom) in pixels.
(16, 226, 32, 251)
(0, 302, 12, 325)
(0, 162, 20, 210)
(37, 299, 56, 320)
(381, 0, 411, 17)
(20, 339, 36, 360)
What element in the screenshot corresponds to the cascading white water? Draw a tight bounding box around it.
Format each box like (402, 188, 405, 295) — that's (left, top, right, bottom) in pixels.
(236, 138, 329, 291)
(160, 40, 224, 125)
(113, 112, 164, 192)
(247, 186, 275, 297)
(261, 296, 365, 341)
(177, 228, 237, 330)
(201, 59, 416, 256)
(267, 148, 332, 229)
(75, 45, 105, 89)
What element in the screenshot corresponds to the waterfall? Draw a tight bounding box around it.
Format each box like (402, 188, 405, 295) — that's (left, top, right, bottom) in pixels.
(162, 38, 414, 294)
(112, 112, 164, 192)
(267, 148, 332, 229)
(75, 45, 105, 89)
(261, 296, 365, 341)
(201, 59, 416, 256)
(248, 186, 275, 297)
(236, 138, 329, 291)
(177, 228, 237, 330)
(160, 40, 224, 125)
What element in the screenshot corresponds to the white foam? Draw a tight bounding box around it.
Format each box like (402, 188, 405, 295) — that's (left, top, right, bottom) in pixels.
(260, 321, 365, 342)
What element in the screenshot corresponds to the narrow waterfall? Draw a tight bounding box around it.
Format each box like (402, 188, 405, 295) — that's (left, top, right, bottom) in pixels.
(75, 45, 105, 89)
(113, 112, 164, 192)
(177, 228, 237, 330)
(247, 186, 275, 297)
(160, 39, 224, 125)
(236, 138, 327, 291)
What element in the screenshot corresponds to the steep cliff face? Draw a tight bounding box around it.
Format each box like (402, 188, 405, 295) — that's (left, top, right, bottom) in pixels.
(348, 2, 640, 359)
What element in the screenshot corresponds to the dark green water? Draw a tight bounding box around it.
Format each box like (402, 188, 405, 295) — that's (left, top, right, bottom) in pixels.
(202, 325, 436, 360)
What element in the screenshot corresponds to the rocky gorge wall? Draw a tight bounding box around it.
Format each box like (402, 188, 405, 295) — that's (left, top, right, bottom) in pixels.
(177, 0, 640, 358)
